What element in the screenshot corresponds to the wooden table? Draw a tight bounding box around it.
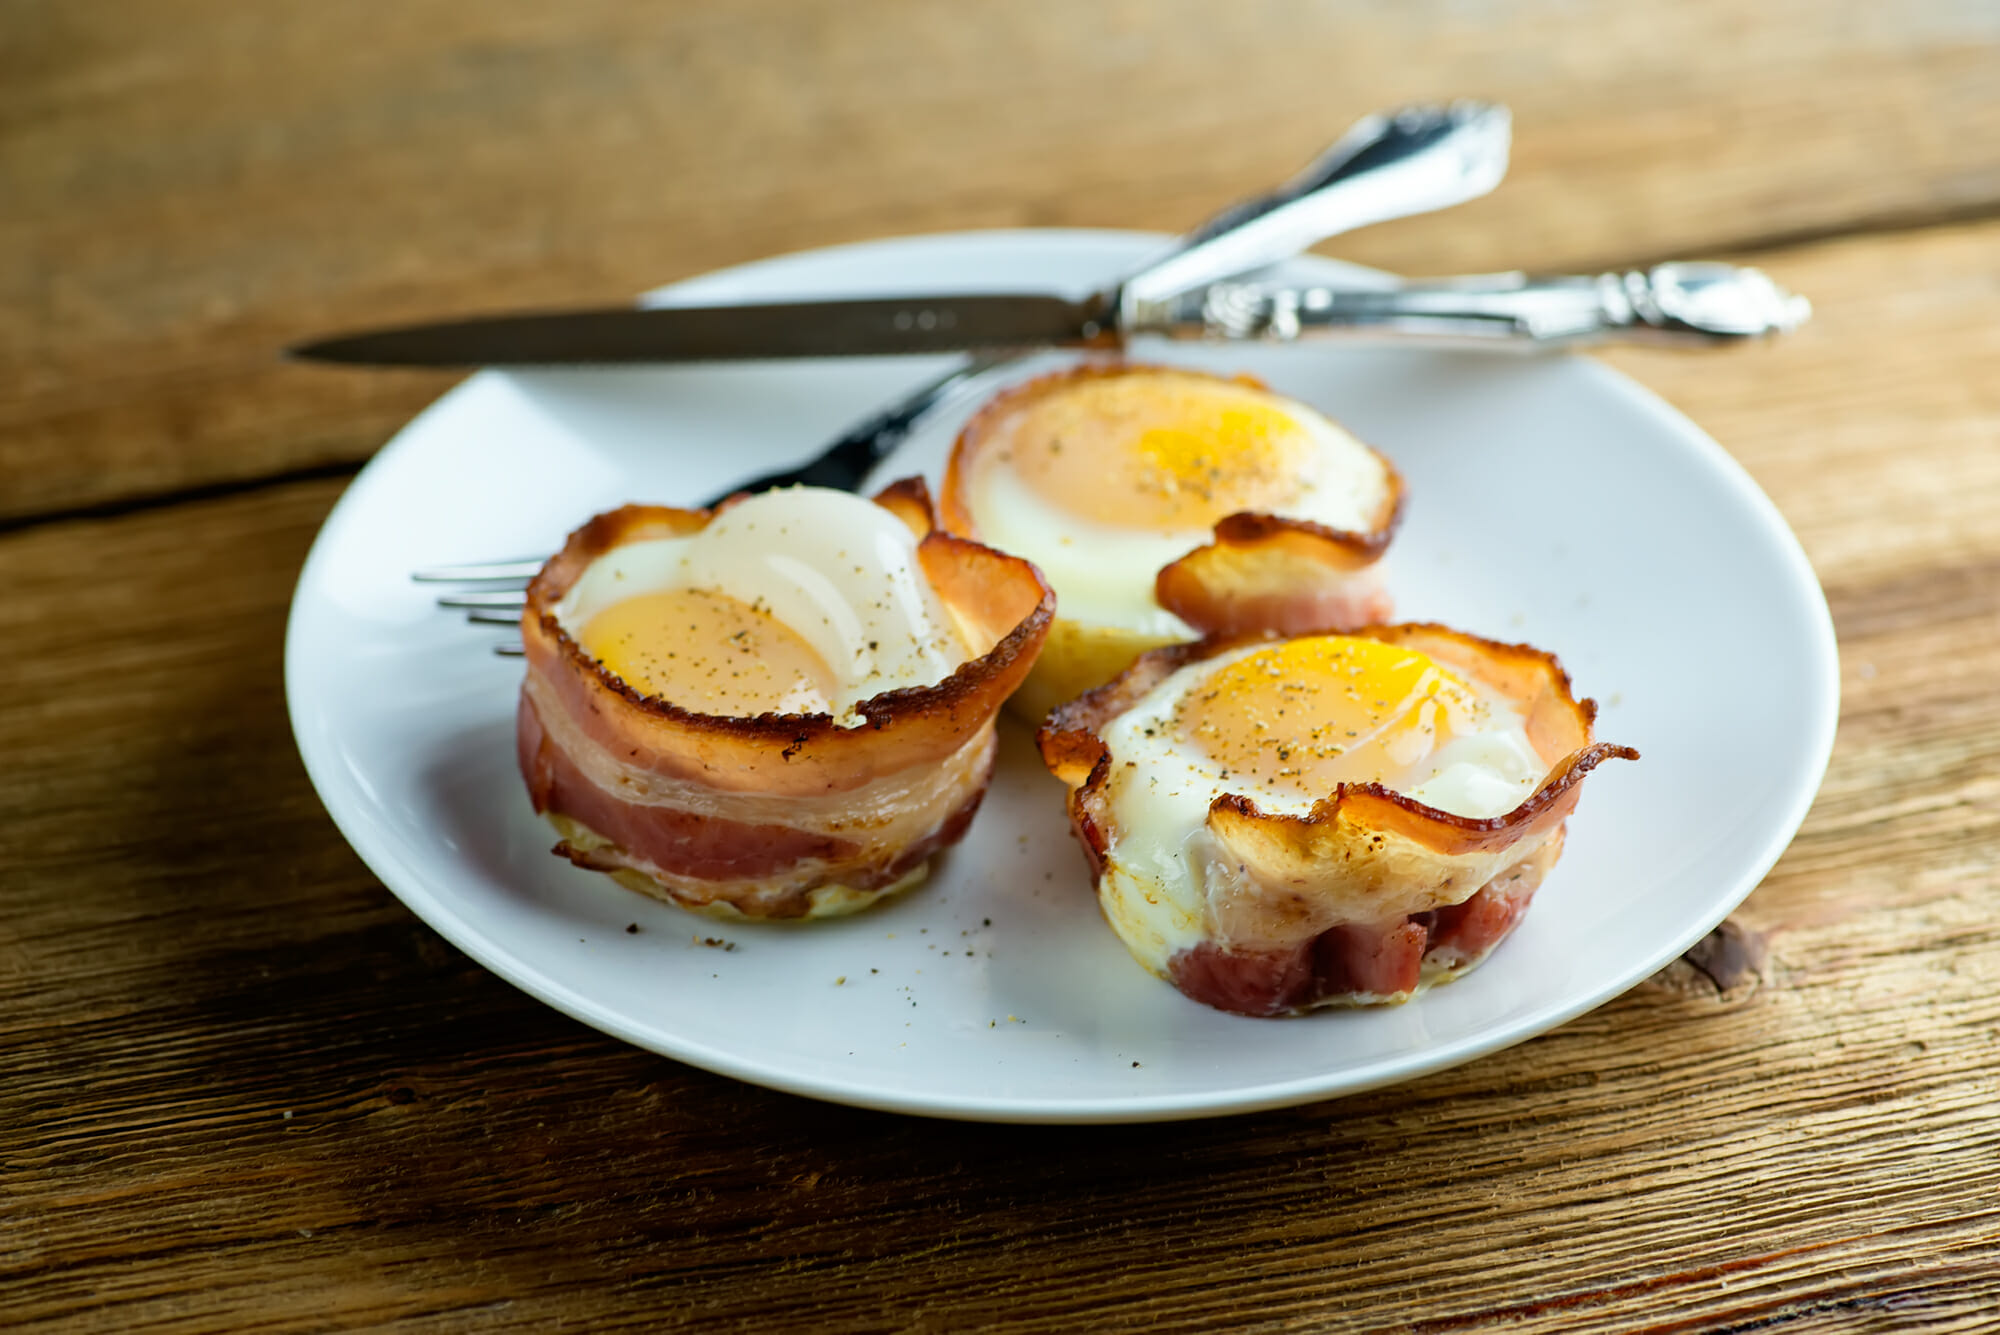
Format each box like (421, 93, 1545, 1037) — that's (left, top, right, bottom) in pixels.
(8, 4, 2000, 1328)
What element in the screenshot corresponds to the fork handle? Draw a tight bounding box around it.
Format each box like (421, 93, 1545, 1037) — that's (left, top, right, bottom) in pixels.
(697, 103, 1515, 506)
(695, 355, 1002, 505)
(1112, 101, 1509, 319)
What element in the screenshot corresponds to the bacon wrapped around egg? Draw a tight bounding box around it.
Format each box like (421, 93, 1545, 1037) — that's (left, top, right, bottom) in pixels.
(942, 363, 1403, 720)
(1037, 625, 1637, 1016)
(517, 480, 1053, 919)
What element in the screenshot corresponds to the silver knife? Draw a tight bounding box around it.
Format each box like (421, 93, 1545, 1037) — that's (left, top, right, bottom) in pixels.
(292, 102, 1514, 368)
(297, 260, 1810, 368)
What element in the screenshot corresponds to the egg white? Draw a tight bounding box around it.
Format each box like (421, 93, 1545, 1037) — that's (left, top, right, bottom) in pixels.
(554, 488, 967, 718)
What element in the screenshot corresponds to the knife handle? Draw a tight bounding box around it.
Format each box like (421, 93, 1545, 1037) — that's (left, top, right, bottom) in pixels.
(1152, 263, 1812, 349)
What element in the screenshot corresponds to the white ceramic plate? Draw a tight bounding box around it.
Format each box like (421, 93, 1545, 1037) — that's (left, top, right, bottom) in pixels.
(287, 231, 1838, 1123)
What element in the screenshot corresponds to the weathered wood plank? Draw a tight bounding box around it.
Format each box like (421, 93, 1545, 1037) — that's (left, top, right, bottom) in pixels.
(5, 0, 2000, 520)
(5, 216, 2000, 1329)
(1600, 220, 2000, 972)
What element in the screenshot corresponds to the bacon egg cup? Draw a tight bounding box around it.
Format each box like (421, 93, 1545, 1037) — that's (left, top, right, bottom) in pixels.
(517, 479, 1054, 920)
(942, 362, 1404, 720)
(1037, 624, 1637, 1016)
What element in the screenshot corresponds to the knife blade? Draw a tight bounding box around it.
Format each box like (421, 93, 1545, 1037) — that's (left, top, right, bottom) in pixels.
(289, 292, 1120, 367)
(292, 101, 1515, 370)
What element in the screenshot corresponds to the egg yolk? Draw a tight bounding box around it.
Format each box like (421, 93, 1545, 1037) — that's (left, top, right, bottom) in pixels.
(1001, 373, 1317, 531)
(1171, 637, 1489, 798)
(580, 586, 837, 716)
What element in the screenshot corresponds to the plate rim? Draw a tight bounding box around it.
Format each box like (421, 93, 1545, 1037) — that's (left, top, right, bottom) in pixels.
(286, 228, 1840, 1123)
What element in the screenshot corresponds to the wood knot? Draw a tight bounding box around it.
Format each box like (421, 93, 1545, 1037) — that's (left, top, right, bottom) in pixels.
(1644, 918, 1770, 1004)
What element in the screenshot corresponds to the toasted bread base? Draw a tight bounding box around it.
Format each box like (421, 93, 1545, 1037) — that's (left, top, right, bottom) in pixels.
(1006, 615, 1184, 724)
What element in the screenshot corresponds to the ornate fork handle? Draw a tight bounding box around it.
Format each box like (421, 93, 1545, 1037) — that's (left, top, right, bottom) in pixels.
(1165, 262, 1810, 347)
(702, 103, 1511, 505)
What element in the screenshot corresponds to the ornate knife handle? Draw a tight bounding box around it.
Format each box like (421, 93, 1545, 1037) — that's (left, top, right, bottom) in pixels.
(1156, 263, 1811, 347)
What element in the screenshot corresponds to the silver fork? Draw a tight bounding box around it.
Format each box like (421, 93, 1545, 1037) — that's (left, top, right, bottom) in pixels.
(417, 101, 1516, 653)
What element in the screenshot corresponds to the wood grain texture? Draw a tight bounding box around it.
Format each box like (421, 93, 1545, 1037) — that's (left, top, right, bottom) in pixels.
(6, 209, 2000, 1329)
(5, 0, 2000, 521)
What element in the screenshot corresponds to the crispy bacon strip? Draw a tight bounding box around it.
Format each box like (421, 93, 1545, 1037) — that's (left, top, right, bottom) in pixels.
(1152, 503, 1402, 636)
(518, 478, 1054, 919)
(1038, 624, 1638, 1014)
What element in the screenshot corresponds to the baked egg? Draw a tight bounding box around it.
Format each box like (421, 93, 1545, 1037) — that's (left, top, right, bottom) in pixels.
(943, 363, 1402, 719)
(517, 480, 1054, 920)
(1037, 625, 1636, 1016)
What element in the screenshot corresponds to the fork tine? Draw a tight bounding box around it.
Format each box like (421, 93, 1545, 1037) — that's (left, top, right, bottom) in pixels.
(412, 559, 545, 582)
(465, 608, 522, 626)
(436, 590, 529, 609)
(494, 642, 526, 657)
